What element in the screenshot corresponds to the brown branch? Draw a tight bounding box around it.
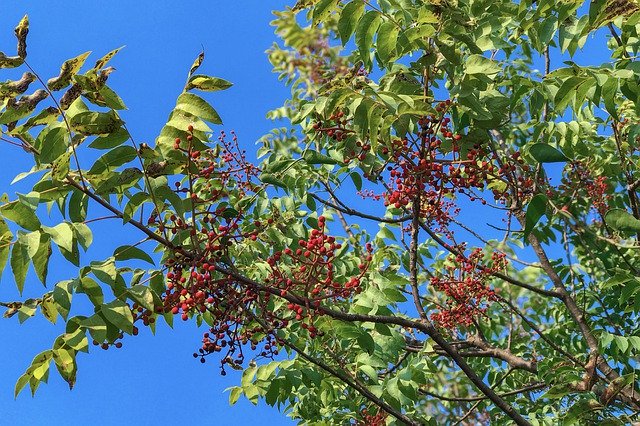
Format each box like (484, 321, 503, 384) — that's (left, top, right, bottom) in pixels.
(420, 382, 547, 403)
(466, 335, 537, 374)
(497, 296, 584, 367)
(308, 192, 411, 224)
(418, 220, 560, 298)
(409, 197, 427, 320)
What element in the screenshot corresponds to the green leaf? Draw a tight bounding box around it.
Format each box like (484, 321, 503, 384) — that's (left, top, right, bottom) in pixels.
(81, 314, 108, 342)
(88, 146, 137, 175)
(19, 230, 41, 259)
(465, 54, 501, 75)
(11, 233, 37, 293)
(123, 192, 149, 223)
(615, 335, 629, 353)
(72, 223, 92, 251)
(15, 373, 30, 398)
(186, 75, 233, 92)
(53, 280, 73, 320)
(554, 76, 588, 111)
(228, 386, 243, 405)
(32, 233, 52, 285)
(359, 364, 379, 382)
(47, 52, 91, 91)
(605, 209, 640, 232)
(88, 128, 129, 150)
(37, 122, 68, 164)
(40, 296, 58, 324)
(0, 199, 41, 231)
(313, 0, 339, 24)
(128, 285, 154, 311)
(52, 348, 76, 389)
(260, 173, 287, 190)
(356, 11, 382, 69)
(175, 92, 222, 125)
(101, 299, 134, 334)
(303, 150, 339, 165)
(51, 152, 71, 182)
(0, 217, 12, 281)
(69, 110, 124, 135)
(91, 257, 117, 286)
(78, 277, 104, 306)
(338, 0, 365, 45)
(602, 76, 619, 120)
(114, 245, 155, 265)
(98, 85, 127, 110)
(523, 194, 547, 240)
(42, 223, 74, 252)
(350, 171, 362, 191)
(529, 143, 569, 163)
(377, 21, 399, 65)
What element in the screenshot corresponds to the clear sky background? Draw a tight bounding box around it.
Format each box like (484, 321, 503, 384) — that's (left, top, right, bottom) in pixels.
(0, 2, 295, 425)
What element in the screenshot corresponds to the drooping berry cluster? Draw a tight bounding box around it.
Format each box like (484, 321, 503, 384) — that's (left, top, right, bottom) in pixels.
(266, 216, 373, 334)
(141, 127, 373, 372)
(145, 126, 280, 372)
(430, 247, 507, 329)
(355, 102, 535, 236)
(159, 253, 285, 373)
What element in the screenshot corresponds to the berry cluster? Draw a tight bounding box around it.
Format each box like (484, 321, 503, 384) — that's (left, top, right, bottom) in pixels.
(430, 247, 507, 329)
(356, 102, 535, 236)
(266, 216, 373, 334)
(356, 408, 387, 426)
(556, 161, 610, 218)
(160, 253, 284, 372)
(91, 331, 126, 350)
(312, 110, 350, 142)
(139, 127, 372, 372)
(311, 110, 378, 164)
(171, 128, 259, 204)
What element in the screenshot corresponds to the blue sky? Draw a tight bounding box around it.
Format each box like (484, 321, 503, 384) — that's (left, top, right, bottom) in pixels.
(0, 2, 294, 425)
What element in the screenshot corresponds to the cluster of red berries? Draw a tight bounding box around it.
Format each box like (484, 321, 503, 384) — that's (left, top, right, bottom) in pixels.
(172, 127, 259, 203)
(160, 254, 284, 373)
(430, 248, 507, 329)
(144, 126, 373, 372)
(312, 110, 350, 142)
(266, 216, 373, 335)
(149, 125, 283, 372)
(311, 110, 377, 163)
(91, 331, 127, 350)
(556, 161, 610, 218)
(353, 102, 540, 241)
(356, 408, 387, 426)
(196, 310, 282, 373)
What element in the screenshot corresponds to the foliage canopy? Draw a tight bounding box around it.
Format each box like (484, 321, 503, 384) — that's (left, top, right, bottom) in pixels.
(2, 1, 640, 424)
